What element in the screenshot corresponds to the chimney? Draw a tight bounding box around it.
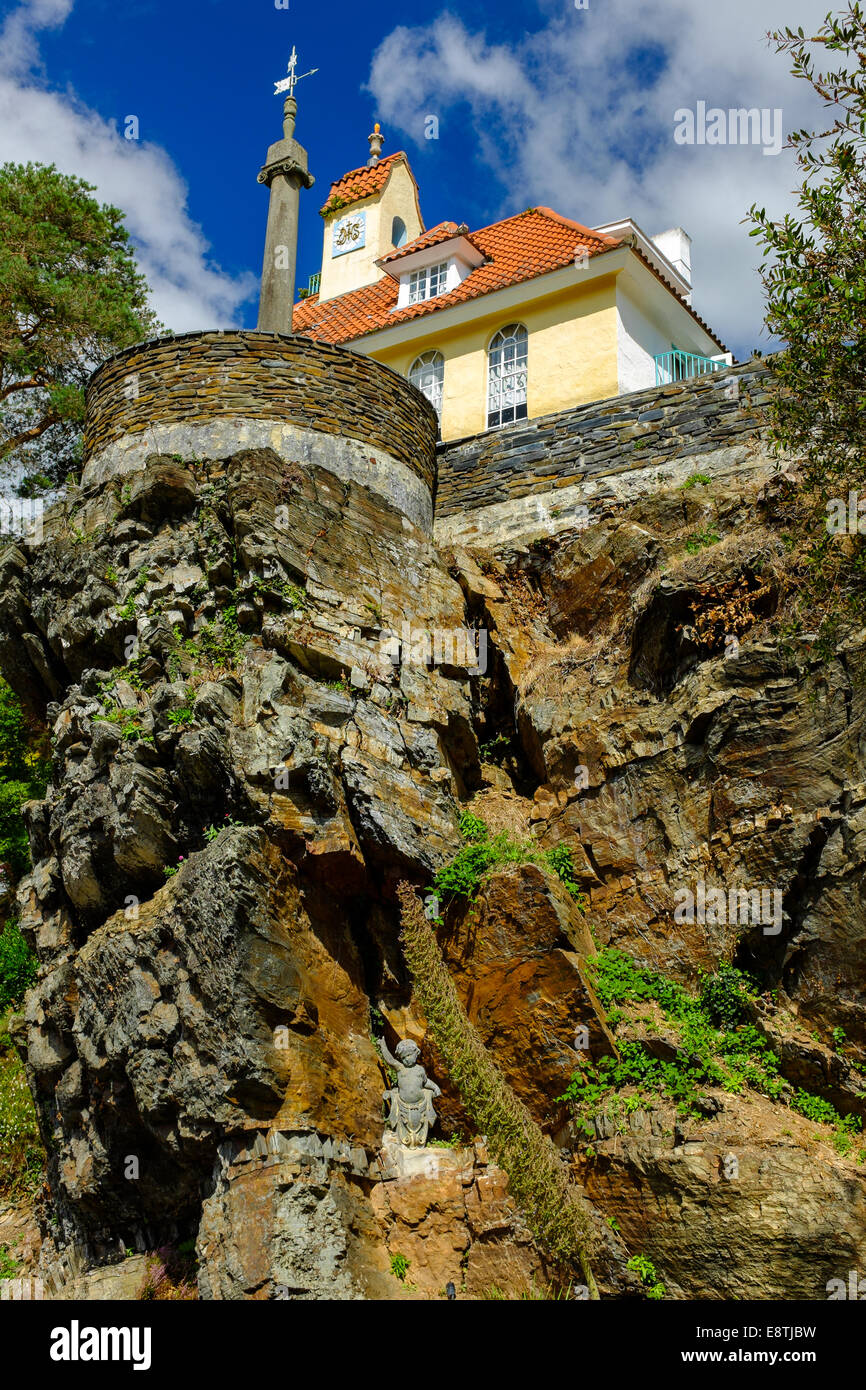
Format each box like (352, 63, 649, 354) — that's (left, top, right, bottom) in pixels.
(651, 227, 692, 301)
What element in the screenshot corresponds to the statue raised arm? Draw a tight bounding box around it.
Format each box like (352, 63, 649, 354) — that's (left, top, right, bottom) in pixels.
(376, 1036, 440, 1147)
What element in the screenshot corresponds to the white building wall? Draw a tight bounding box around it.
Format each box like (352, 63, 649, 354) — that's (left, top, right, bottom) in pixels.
(616, 281, 671, 393)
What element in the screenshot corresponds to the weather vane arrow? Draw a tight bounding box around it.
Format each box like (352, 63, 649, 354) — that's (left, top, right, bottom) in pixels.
(274, 45, 318, 99)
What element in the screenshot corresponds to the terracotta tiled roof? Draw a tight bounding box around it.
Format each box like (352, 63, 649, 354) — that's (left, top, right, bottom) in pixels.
(379, 221, 473, 266)
(320, 152, 408, 213)
(293, 207, 622, 343)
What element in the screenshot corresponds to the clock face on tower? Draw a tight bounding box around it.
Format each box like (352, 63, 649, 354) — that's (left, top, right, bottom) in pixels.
(332, 209, 366, 257)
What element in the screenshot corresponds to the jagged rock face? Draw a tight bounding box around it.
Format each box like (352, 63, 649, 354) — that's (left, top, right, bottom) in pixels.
(2, 440, 866, 1299)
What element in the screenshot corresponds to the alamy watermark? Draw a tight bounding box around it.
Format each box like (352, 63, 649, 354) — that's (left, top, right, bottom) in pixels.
(380, 621, 487, 675)
(674, 103, 784, 157)
(673, 880, 782, 935)
(826, 491, 866, 535)
(0, 497, 43, 545)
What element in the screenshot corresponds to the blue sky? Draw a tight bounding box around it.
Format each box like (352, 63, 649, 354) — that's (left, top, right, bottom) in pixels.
(0, 0, 832, 357)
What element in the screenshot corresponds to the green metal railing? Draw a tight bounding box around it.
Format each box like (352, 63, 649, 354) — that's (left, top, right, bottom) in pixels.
(654, 350, 726, 386)
(297, 272, 321, 301)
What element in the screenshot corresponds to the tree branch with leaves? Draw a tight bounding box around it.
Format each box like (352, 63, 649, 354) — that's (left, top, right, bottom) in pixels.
(0, 161, 162, 494)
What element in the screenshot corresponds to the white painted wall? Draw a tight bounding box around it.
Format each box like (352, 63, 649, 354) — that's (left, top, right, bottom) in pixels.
(615, 261, 729, 394)
(616, 280, 671, 393)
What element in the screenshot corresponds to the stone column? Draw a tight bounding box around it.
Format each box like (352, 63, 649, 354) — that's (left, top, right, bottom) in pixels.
(256, 96, 315, 334)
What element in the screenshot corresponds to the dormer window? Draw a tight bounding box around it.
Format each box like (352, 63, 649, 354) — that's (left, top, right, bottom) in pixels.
(408, 261, 448, 305)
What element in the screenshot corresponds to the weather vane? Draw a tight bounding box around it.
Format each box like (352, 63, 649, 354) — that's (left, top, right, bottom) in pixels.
(274, 46, 318, 100)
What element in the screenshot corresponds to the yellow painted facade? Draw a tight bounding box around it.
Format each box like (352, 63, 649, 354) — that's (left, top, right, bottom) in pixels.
(367, 275, 620, 441)
(318, 162, 423, 304)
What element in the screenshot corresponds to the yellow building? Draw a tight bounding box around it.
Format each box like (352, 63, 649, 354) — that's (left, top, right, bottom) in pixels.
(293, 128, 730, 441)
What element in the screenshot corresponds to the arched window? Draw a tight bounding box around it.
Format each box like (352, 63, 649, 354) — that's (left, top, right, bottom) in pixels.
(487, 324, 528, 428)
(391, 216, 408, 248)
(409, 350, 444, 417)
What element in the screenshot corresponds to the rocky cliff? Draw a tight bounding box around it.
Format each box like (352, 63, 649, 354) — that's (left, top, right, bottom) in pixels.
(2, 420, 865, 1299)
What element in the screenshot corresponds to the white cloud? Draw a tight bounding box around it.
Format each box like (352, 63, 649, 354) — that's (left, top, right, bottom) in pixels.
(368, 0, 832, 357)
(0, 0, 256, 332)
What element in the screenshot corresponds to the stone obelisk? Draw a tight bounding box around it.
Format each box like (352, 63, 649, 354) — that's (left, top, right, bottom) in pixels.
(257, 48, 316, 334)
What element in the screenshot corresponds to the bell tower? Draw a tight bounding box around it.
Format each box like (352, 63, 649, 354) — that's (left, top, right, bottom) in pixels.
(316, 126, 424, 305)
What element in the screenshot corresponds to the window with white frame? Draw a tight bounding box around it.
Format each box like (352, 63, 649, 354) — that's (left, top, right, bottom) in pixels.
(487, 324, 528, 428)
(408, 261, 448, 305)
(408, 351, 445, 417)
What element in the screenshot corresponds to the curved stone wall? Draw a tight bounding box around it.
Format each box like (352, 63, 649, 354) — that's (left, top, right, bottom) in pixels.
(83, 331, 438, 532)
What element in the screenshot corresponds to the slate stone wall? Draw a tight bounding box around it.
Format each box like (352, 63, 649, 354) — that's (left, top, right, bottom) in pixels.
(84, 331, 439, 495)
(435, 361, 772, 518)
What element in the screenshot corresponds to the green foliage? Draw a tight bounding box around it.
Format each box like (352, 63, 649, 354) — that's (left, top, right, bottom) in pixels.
(0, 680, 48, 879)
(193, 606, 246, 673)
(559, 948, 863, 1153)
(0, 1009, 43, 1196)
(0, 1243, 21, 1280)
(116, 567, 150, 622)
(397, 884, 600, 1295)
(165, 690, 196, 727)
(627, 1254, 665, 1300)
(748, 7, 866, 492)
(791, 1087, 863, 1154)
(433, 812, 586, 907)
(748, 8, 866, 638)
(249, 575, 307, 613)
(684, 527, 720, 554)
(204, 815, 241, 842)
(680, 473, 712, 489)
(320, 193, 351, 218)
(390, 1253, 410, 1282)
(0, 161, 161, 490)
(699, 965, 754, 1029)
(94, 704, 152, 744)
(0, 920, 37, 1012)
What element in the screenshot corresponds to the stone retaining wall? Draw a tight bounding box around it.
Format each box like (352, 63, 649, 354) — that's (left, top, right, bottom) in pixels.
(435, 361, 772, 520)
(83, 330, 438, 502)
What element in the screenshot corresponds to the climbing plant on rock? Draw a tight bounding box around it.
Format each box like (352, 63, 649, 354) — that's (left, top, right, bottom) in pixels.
(397, 881, 600, 1297)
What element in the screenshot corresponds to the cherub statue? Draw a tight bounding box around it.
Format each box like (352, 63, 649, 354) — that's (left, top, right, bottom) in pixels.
(375, 1036, 441, 1148)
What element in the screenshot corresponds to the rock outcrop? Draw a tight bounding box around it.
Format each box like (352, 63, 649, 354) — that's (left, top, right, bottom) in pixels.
(2, 421, 865, 1300)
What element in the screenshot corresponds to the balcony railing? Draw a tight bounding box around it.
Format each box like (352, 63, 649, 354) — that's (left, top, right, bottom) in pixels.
(654, 350, 727, 386)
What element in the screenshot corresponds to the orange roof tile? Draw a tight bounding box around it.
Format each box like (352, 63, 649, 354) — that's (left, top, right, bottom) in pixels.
(379, 221, 470, 265)
(294, 207, 621, 342)
(321, 152, 409, 213)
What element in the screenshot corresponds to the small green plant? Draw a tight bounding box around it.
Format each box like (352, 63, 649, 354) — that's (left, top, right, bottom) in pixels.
(116, 566, 150, 621)
(364, 599, 383, 623)
(166, 690, 196, 727)
(627, 1254, 665, 1300)
(685, 527, 720, 554)
(390, 1253, 410, 1282)
(832, 1026, 848, 1054)
(433, 812, 585, 907)
(680, 473, 712, 490)
(104, 565, 119, 585)
(0, 1243, 21, 1279)
(204, 814, 240, 842)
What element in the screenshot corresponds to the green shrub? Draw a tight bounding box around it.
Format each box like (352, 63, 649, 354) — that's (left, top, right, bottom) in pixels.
(699, 965, 755, 1028)
(0, 920, 36, 1011)
(559, 947, 860, 1154)
(0, 1011, 42, 1196)
(627, 1254, 665, 1300)
(680, 473, 712, 490)
(433, 812, 585, 907)
(390, 1253, 410, 1282)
